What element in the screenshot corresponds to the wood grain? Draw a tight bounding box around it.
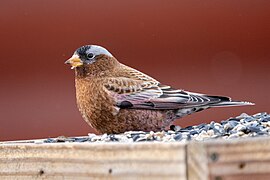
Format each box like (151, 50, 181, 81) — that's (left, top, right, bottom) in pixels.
(0, 142, 186, 180)
(2, 136, 270, 179)
(188, 137, 270, 180)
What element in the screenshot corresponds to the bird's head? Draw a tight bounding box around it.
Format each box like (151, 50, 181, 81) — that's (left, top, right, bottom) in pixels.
(65, 45, 114, 69)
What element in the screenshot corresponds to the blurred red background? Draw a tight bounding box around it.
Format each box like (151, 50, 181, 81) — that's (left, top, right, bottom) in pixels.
(0, 1, 269, 141)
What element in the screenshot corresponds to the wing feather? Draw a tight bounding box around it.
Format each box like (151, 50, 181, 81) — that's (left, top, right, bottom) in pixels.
(102, 64, 230, 110)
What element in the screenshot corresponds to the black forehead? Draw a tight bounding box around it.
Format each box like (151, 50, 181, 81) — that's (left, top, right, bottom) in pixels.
(75, 45, 92, 56)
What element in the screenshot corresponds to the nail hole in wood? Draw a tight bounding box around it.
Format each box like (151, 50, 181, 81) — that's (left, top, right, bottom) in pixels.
(239, 162, 246, 169)
(39, 169, 44, 176)
(108, 168, 112, 174)
(210, 152, 219, 162)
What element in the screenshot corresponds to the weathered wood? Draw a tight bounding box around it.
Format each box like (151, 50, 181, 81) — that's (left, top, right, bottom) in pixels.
(2, 136, 270, 179)
(0, 142, 187, 180)
(188, 137, 270, 180)
(187, 142, 208, 180)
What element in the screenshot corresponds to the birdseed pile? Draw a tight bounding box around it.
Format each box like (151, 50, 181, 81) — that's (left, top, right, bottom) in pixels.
(37, 112, 270, 143)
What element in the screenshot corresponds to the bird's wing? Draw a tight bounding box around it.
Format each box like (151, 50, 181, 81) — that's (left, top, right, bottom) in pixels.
(103, 65, 223, 110)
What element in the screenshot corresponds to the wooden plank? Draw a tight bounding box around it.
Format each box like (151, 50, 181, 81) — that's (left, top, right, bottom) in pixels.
(3, 136, 270, 179)
(0, 142, 187, 180)
(187, 142, 209, 180)
(188, 137, 270, 180)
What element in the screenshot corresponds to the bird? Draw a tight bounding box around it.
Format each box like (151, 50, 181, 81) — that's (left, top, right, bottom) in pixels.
(65, 45, 254, 134)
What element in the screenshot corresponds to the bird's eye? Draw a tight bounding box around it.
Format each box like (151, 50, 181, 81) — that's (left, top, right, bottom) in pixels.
(87, 53, 95, 59)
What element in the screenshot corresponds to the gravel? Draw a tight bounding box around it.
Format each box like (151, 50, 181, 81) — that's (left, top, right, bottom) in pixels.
(40, 112, 270, 143)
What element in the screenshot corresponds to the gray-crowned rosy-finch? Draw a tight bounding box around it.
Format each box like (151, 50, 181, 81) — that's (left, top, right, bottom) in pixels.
(65, 45, 253, 134)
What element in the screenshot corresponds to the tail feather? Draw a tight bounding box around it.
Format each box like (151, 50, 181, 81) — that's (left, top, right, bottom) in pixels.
(187, 92, 254, 108)
(209, 100, 254, 107)
(176, 93, 254, 118)
(176, 98, 254, 118)
(204, 95, 254, 107)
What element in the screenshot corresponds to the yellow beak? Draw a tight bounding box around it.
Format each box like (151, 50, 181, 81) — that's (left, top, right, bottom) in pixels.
(65, 54, 83, 69)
